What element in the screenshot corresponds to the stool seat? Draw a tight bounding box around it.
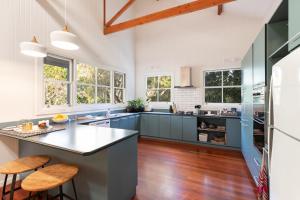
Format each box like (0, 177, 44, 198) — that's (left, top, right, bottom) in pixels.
(21, 164, 79, 192)
(0, 155, 50, 175)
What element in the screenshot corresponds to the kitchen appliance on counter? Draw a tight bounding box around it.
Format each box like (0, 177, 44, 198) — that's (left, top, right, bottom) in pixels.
(268, 47, 300, 200)
(89, 120, 110, 128)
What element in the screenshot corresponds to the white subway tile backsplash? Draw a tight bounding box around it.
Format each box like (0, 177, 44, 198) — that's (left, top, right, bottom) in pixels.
(173, 88, 202, 112)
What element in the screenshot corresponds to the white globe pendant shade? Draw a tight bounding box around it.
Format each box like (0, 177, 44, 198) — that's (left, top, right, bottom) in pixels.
(20, 36, 47, 58)
(50, 26, 79, 51)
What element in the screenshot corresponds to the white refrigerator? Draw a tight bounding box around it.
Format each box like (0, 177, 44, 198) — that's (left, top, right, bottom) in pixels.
(269, 47, 300, 200)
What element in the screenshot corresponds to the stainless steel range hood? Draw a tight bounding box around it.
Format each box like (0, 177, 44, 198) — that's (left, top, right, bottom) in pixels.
(174, 67, 195, 88)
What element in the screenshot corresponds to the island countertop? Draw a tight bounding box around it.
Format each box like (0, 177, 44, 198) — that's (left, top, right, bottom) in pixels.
(0, 122, 138, 156)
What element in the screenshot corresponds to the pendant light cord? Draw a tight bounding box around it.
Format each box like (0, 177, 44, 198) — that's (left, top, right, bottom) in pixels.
(64, 0, 67, 26)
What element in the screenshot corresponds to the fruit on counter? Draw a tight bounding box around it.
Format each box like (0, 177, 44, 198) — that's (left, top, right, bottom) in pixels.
(38, 120, 49, 129)
(52, 114, 69, 123)
(53, 114, 68, 120)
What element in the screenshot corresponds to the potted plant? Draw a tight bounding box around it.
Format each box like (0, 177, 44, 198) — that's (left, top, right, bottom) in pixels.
(126, 98, 145, 112)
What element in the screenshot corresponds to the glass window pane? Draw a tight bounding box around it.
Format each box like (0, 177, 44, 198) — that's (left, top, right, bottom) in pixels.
(146, 90, 158, 102)
(45, 82, 69, 106)
(159, 76, 171, 88)
(97, 69, 110, 86)
(44, 64, 68, 81)
(114, 88, 124, 104)
(205, 72, 222, 86)
(77, 85, 95, 104)
(158, 89, 171, 102)
(77, 63, 96, 84)
(147, 77, 158, 89)
(223, 88, 241, 103)
(205, 88, 222, 103)
(223, 70, 241, 86)
(114, 72, 124, 88)
(97, 87, 111, 104)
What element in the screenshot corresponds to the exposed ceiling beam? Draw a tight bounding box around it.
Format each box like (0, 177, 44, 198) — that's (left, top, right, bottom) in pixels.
(104, 0, 234, 35)
(106, 0, 136, 27)
(217, 4, 223, 15)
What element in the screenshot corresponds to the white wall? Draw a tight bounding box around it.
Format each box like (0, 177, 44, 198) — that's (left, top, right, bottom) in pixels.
(134, 0, 267, 110)
(0, 0, 135, 182)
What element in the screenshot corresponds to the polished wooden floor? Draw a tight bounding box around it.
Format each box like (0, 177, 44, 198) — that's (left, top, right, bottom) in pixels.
(133, 138, 257, 200)
(0, 138, 256, 200)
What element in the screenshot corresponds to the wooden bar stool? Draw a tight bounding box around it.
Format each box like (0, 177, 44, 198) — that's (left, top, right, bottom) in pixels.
(0, 155, 50, 200)
(21, 164, 79, 200)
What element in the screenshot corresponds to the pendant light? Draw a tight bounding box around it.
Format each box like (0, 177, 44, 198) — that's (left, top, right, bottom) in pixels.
(50, 0, 79, 50)
(20, 0, 47, 58)
(20, 36, 47, 58)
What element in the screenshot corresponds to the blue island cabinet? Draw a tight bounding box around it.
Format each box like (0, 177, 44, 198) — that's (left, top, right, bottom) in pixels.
(226, 118, 241, 148)
(170, 116, 183, 140)
(159, 115, 171, 138)
(182, 116, 197, 142)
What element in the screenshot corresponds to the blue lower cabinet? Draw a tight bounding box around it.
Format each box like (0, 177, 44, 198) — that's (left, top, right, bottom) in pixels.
(120, 117, 129, 129)
(140, 114, 148, 135)
(170, 116, 183, 140)
(159, 115, 171, 139)
(182, 117, 197, 142)
(147, 115, 160, 137)
(110, 118, 120, 128)
(226, 119, 241, 148)
(135, 115, 140, 131)
(127, 116, 136, 130)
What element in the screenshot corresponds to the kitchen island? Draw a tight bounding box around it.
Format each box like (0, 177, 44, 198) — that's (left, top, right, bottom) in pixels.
(0, 122, 138, 200)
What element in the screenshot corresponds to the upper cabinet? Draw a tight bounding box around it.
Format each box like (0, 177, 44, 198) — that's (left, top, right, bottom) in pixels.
(253, 27, 266, 86)
(242, 46, 253, 88)
(289, 0, 300, 51)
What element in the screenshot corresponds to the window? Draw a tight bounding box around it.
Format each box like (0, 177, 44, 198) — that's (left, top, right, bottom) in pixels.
(113, 72, 125, 104)
(204, 69, 241, 103)
(40, 55, 126, 113)
(43, 56, 72, 107)
(97, 69, 111, 103)
(77, 63, 96, 104)
(77, 63, 113, 105)
(146, 76, 172, 102)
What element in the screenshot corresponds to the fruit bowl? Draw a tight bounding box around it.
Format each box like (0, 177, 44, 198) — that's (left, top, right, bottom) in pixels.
(52, 114, 69, 124)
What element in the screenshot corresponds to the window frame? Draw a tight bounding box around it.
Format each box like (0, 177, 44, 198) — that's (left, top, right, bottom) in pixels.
(113, 71, 126, 104)
(204, 69, 241, 104)
(145, 74, 173, 103)
(36, 54, 126, 116)
(42, 54, 73, 108)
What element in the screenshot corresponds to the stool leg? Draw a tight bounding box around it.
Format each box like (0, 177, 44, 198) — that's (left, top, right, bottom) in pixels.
(2, 174, 8, 200)
(72, 179, 78, 200)
(9, 174, 16, 200)
(59, 185, 63, 200)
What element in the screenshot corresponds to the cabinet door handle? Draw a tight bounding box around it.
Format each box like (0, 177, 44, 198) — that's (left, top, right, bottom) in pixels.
(254, 158, 261, 168)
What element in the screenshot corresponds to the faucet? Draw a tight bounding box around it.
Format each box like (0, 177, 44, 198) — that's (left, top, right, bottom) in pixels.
(106, 108, 111, 118)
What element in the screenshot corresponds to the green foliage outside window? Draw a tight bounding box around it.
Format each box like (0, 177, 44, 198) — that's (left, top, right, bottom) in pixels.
(204, 69, 241, 103)
(146, 76, 171, 102)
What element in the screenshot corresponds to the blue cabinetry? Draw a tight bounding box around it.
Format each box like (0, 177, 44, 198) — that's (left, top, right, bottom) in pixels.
(289, 0, 300, 51)
(170, 116, 183, 140)
(111, 118, 120, 129)
(241, 41, 263, 185)
(182, 117, 197, 142)
(226, 119, 241, 148)
(159, 115, 171, 138)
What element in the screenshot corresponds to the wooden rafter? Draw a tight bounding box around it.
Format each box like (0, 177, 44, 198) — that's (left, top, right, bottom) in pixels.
(218, 4, 223, 15)
(105, 0, 136, 27)
(103, 0, 234, 35)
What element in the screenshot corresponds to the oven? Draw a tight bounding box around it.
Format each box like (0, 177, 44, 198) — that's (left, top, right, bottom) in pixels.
(253, 84, 265, 153)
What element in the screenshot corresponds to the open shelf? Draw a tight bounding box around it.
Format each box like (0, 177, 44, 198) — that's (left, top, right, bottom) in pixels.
(197, 128, 226, 133)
